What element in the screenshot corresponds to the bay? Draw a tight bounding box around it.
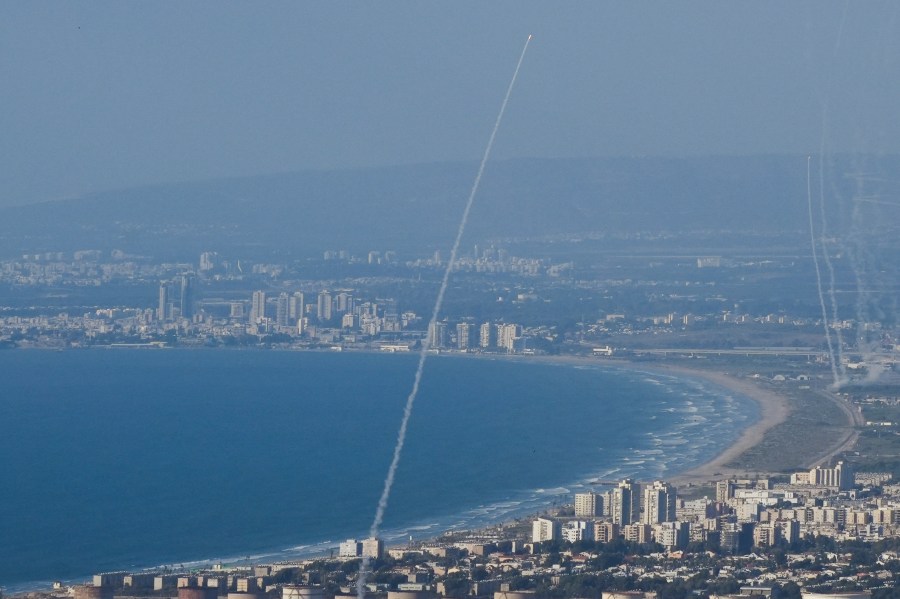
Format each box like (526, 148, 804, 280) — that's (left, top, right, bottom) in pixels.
(0, 349, 756, 589)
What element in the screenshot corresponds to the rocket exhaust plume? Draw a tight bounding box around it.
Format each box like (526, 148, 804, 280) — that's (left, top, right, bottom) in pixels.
(356, 35, 533, 598)
(817, 123, 846, 383)
(806, 156, 840, 386)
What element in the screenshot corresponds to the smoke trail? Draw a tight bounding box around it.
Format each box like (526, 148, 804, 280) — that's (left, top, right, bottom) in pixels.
(816, 113, 847, 383)
(356, 35, 532, 599)
(833, 0, 849, 58)
(806, 156, 839, 385)
(853, 197, 900, 207)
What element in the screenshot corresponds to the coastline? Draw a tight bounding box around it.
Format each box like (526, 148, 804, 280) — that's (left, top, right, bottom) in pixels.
(454, 352, 793, 484)
(0, 349, 836, 595)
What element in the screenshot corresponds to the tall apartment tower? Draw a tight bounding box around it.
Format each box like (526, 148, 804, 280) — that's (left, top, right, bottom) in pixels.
(428, 321, 447, 349)
(250, 290, 266, 323)
(335, 292, 353, 314)
(275, 293, 290, 327)
(479, 322, 496, 348)
(574, 492, 602, 518)
(289, 292, 305, 321)
(532, 517, 561, 543)
(642, 481, 677, 524)
(716, 480, 736, 503)
(157, 282, 169, 322)
(611, 479, 641, 526)
(456, 322, 472, 350)
(497, 323, 522, 352)
(317, 290, 332, 322)
(179, 275, 194, 320)
(360, 537, 384, 560)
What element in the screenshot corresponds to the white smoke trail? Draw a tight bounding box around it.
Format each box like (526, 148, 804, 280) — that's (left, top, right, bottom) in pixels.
(816, 116, 847, 383)
(853, 197, 900, 207)
(806, 156, 839, 385)
(356, 35, 532, 599)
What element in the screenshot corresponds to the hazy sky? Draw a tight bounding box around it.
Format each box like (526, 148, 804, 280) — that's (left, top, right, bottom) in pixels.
(1, 1, 898, 207)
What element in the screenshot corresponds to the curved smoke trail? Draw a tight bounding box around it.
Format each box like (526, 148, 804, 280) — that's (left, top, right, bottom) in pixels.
(816, 112, 846, 384)
(356, 35, 533, 599)
(807, 156, 839, 386)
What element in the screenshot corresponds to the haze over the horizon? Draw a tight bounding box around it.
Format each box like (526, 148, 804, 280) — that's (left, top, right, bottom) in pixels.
(2, 1, 898, 208)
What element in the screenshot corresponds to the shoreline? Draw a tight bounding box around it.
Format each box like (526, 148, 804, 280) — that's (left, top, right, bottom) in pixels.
(0, 350, 832, 595)
(446, 352, 793, 483)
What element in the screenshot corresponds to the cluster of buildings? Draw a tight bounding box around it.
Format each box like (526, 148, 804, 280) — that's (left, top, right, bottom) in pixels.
(33, 464, 900, 599)
(533, 480, 688, 550)
(3, 247, 900, 369)
(428, 321, 524, 352)
(529, 463, 900, 555)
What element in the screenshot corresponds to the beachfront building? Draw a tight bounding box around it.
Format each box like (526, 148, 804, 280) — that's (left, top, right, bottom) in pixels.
(575, 492, 602, 517)
(612, 480, 641, 525)
(790, 461, 855, 490)
(642, 481, 677, 524)
(361, 537, 384, 559)
(532, 517, 561, 543)
(339, 539, 361, 557)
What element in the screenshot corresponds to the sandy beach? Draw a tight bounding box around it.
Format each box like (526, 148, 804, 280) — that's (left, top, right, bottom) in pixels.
(650, 364, 791, 485)
(468, 352, 828, 486)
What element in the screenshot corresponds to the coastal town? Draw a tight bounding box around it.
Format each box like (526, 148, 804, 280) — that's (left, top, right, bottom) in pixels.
(2, 246, 897, 366)
(3, 242, 900, 599)
(5, 3, 900, 599)
(24, 464, 900, 599)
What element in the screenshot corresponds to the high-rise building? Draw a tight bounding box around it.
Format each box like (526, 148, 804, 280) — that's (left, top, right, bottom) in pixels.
(339, 539, 361, 558)
(575, 492, 602, 518)
(456, 322, 472, 350)
(479, 322, 496, 348)
(336, 292, 353, 314)
(229, 302, 244, 320)
(275, 293, 290, 327)
(808, 461, 854, 490)
(532, 517, 560, 543)
(612, 479, 641, 526)
(179, 275, 194, 320)
(317, 290, 332, 322)
(158, 282, 169, 322)
(497, 323, 522, 352)
(716, 480, 736, 503)
(428, 321, 447, 349)
(360, 537, 384, 559)
(199, 252, 217, 272)
(250, 291, 266, 323)
(289, 292, 305, 321)
(643, 481, 677, 524)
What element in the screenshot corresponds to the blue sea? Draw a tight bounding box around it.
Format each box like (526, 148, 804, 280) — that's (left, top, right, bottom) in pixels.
(0, 350, 756, 590)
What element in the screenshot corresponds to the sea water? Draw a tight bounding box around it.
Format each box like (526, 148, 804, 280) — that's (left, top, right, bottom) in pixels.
(0, 349, 756, 589)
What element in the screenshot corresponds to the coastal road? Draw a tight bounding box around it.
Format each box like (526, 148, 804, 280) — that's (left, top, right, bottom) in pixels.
(807, 388, 864, 468)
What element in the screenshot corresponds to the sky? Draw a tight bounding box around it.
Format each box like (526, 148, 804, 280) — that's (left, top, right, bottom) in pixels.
(1, 1, 899, 207)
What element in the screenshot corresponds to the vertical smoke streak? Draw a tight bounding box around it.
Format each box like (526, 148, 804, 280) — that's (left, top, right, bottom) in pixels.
(817, 116, 846, 383)
(807, 156, 839, 385)
(356, 35, 532, 599)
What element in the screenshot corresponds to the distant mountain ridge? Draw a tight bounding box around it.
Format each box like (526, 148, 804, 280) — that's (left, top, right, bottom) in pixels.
(0, 155, 885, 259)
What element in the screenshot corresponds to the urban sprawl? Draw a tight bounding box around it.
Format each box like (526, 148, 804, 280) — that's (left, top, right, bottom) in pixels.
(4, 242, 900, 599)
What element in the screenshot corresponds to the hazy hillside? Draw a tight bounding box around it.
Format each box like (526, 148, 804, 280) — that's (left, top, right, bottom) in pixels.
(0, 155, 886, 260)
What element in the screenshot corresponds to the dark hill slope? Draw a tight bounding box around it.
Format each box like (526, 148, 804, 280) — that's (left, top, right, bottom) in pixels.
(0, 155, 881, 259)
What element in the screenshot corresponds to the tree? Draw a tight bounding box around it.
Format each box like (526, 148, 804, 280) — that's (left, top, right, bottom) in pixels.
(779, 582, 802, 599)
